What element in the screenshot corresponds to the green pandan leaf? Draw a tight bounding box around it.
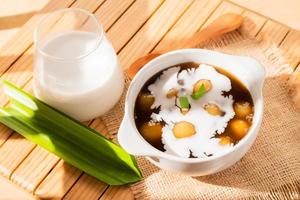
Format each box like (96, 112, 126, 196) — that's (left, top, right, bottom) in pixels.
(0, 81, 142, 185)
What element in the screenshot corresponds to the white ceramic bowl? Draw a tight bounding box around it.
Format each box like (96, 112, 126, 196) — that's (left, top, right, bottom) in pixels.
(118, 49, 265, 176)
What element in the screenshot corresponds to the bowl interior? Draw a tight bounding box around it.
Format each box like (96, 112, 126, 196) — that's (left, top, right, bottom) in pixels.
(126, 49, 264, 162)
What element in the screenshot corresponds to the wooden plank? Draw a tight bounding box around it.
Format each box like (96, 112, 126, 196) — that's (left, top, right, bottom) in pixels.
(93, 0, 135, 31)
(63, 174, 108, 200)
(279, 30, 300, 69)
(241, 10, 266, 37)
(0, 134, 35, 178)
(108, 0, 164, 52)
(34, 118, 108, 198)
(34, 160, 82, 199)
(0, 175, 37, 200)
(202, 1, 244, 27)
(0, 0, 76, 74)
(40, 0, 107, 35)
(118, 0, 194, 69)
(257, 20, 289, 46)
(154, 0, 221, 52)
(0, 124, 13, 147)
(11, 147, 59, 192)
(1, 51, 35, 92)
(99, 186, 134, 200)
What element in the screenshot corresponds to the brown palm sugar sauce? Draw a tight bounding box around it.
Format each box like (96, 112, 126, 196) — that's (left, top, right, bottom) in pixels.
(134, 62, 254, 154)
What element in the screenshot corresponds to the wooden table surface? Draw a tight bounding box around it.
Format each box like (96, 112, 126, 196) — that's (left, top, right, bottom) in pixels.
(0, 0, 299, 199)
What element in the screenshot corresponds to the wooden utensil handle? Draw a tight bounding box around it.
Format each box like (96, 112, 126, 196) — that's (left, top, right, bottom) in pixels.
(162, 13, 244, 51)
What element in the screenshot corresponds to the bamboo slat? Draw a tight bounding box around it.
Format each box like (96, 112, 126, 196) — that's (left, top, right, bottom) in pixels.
(41, 0, 106, 35)
(107, 0, 164, 53)
(241, 10, 266, 37)
(118, 0, 194, 69)
(0, 134, 35, 178)
(93, 0, 135, 31)
(11, 147, 59, 192)
(154, 0, 221, 52)
(34, 160, 82, 199)
(257, 20, 289, 46)
(63, 174, 108, 200)
(279, 30, 300, 68)
(99, 186, 134, 200)
(202, 1, 244, 27)
(0, 124, 12, 147)
(0, 175, 37, 200)
(241, 11, 300, 71)
(89, 118, 110, 136)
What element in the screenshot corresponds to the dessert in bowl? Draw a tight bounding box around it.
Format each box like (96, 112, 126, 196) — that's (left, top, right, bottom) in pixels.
(118, 49, 265, 176)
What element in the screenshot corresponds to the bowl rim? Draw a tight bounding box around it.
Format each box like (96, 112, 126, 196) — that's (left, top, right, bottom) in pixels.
(125, 48, 264, 163)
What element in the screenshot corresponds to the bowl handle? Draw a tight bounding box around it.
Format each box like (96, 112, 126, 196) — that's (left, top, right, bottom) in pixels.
(118, 112, 165, 158)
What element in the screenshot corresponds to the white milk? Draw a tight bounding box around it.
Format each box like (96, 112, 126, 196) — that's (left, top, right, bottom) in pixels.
(34, 31, 124, 121)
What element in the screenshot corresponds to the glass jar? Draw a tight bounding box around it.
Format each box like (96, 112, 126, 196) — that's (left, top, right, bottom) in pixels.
(33, 8, 124, 121)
